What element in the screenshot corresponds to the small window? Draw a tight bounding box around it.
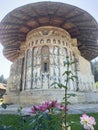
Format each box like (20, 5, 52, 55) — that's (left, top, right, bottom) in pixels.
(40, 39, 44, 44)
(53, 39, 56, 44)
(29, 43, 30, 46)
(58, 40, 61, 44)
(66, 42, 68, 46)
(62, 41, 65, 46)
(44, 63, 48, 72)
(32, 41, 34, 46)
(47, 39, 50, 43)
(36, 40, 38, 44)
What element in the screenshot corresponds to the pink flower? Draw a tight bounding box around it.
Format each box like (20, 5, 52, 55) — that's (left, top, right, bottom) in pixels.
(80, 114, 96, 130)
(89, 116, 96, 125)
(56, 104, 65, 110)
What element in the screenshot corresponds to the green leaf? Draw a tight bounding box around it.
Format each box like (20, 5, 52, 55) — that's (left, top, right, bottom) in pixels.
(63, 70, 71, 76)
(67, 93, 76, 98)
(66, 101, 71, 105)
(68, 93, 76, 97)
(72, 75, 78, 79)
(69, 77, 74, 81)
(63, 60, 70, 66)
(57, 83, 64, 88)
(69, 75, 77, 81)
(62, 101, 71, 105)
(51, 82, 58, 86)
(70, 61, 76, 65)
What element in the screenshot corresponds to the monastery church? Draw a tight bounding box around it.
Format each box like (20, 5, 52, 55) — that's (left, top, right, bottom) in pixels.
(0, 2, 98, 104)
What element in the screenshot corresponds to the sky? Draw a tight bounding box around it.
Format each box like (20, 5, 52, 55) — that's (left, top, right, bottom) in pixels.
(0, 0, 98, 78)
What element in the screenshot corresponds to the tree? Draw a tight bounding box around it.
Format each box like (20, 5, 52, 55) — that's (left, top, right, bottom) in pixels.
(0, 74, 7, 84)
(91, 59, 98, 82)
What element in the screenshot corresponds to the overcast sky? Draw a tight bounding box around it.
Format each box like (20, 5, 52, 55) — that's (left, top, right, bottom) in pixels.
(0, 0, 98, 78)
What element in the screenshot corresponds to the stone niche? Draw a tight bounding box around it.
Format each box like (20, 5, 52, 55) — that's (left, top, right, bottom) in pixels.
(5, 26, 96, 105)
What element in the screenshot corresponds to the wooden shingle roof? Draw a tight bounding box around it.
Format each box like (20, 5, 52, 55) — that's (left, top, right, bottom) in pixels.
(0, 83, 6, 90)
(0, 1, 98, 61)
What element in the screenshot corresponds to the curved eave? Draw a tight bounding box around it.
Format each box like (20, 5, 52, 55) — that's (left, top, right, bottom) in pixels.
(0, 1, 98, 61)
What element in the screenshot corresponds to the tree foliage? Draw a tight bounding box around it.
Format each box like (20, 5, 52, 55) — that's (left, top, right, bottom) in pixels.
(91, 60, 98, 82)
(0, 74, 7, 84)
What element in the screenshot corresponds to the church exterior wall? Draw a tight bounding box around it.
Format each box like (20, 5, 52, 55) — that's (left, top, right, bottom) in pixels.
(78, 56, 95, 91)
(5, 26, 96, 105)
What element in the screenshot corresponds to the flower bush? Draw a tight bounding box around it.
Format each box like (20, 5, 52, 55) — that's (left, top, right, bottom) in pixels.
(26, 100, 68, 130)
(29, 100, 67, 114)
(80, 114, 96, 130)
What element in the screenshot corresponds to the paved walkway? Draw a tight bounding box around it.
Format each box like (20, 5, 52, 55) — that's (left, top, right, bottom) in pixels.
(0, 103, 98, 115)
(68, 103, 98, 114)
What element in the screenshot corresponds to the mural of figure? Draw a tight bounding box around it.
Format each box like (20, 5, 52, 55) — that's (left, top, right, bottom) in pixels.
(37, 78, 41, 89)
(42, 74, 49, 89)
(49, 65, 54, 88)
(69, 80, 74, 91)
(25, 49, 32, 90)
(33, 47, 38, 56)
(37, 56, 41, 65)
(59, 48, 62, 55)
(54, 56, 59, 65)
(54, 66, 59, 77)
(50, 55, 54, 64)
(49, 47, 53, 54)
(54, 46, 59, 55)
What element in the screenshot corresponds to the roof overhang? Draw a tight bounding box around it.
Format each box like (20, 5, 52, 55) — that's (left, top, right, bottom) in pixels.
(0, 1, 98, 61)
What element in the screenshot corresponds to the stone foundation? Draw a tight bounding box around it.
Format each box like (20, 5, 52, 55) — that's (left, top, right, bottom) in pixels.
(4, 90, 98, 105)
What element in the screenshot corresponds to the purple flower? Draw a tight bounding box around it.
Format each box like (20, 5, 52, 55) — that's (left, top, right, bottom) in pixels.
(44, 100, 52, 109)
(29, 100, 66, 114)
(29, 106, 37, 114)
(51, 100, 59, 107)
(37, 104, 48, 112)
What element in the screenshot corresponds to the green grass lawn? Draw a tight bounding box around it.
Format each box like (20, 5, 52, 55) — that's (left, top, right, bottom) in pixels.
(69, 113, 98, 130)
(0, 113, 97, 130)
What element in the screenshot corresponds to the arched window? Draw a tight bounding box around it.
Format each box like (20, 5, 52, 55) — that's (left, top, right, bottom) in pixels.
(58, 40, 61, 44)
(36, 40, 38, 44)
(41, 46, 49, 73)
(53, 39, 56, 44)
(40, 39, 44, 44)
(62, 41, 65, 46)
(29, 42, 30, 46)
(47, 39, 51, 43)
(66, 42, 68, 46)
(32, 41, 34, 46)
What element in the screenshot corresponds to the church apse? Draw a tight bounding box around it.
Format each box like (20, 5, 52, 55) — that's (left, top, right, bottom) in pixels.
(6, 26, 96, 104)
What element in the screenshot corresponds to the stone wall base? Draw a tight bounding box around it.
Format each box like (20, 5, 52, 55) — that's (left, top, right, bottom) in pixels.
(3, 89, 98, 105)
